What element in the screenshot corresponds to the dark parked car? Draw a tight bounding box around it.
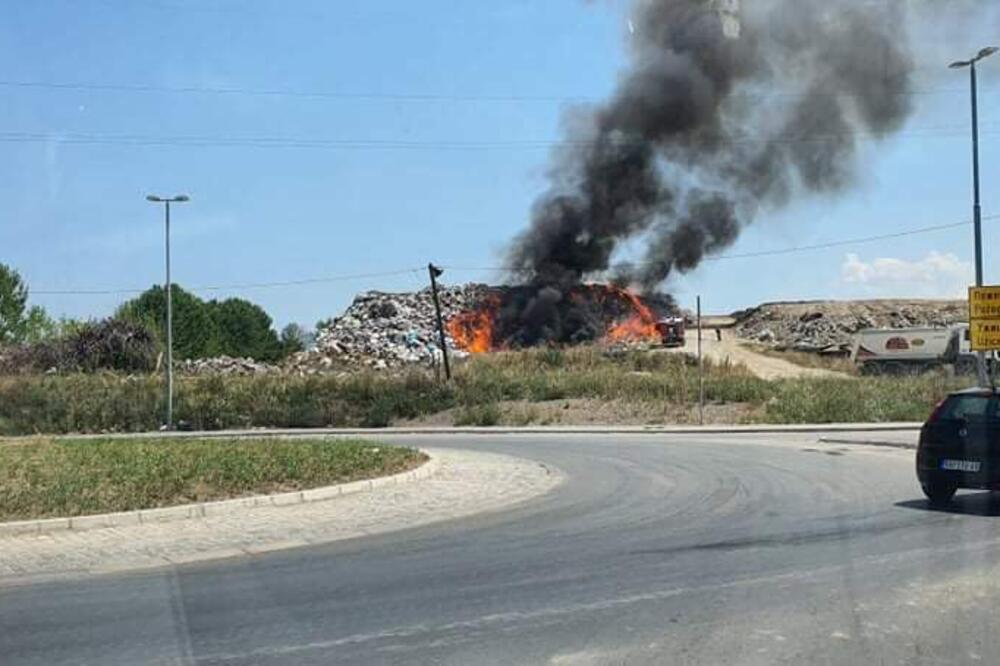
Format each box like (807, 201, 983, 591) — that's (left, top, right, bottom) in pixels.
(917, 387, 1000, 503)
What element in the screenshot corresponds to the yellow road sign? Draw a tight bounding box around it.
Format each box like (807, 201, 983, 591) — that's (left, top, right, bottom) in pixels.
(969, 286, 1000, 351)
(970, 320, 1000, 351)
(969, 286, 1000, 320)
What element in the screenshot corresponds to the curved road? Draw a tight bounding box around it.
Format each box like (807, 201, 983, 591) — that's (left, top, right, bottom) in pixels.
(4, 432, 1000, 665)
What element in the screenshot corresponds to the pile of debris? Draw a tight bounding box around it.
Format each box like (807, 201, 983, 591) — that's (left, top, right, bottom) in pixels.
(0, 319, 157, 375)
(735, 299, 968, 352)
(288, 284, 492, 372)
(178, 356, 279, 376)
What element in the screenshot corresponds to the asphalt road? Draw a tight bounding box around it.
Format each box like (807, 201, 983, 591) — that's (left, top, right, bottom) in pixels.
(5, 432, 1000, 665)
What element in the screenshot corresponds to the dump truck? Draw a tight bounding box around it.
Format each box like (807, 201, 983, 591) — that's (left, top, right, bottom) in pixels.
(851, 324, 983, 376)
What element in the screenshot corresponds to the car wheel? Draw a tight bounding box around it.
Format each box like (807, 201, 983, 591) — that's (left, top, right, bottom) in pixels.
(955, 359, 978, 376)
(860, 363, 881, 376)
(922, 481, 957, 504)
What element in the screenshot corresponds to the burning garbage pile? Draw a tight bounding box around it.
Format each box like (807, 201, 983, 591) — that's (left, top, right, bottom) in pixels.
(288, 284, 492, 372)
(447, 284, 677, 353)
(288, 283, 677, 372)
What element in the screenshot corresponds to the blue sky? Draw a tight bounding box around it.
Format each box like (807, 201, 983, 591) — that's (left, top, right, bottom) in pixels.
(2, 0, 999, 327)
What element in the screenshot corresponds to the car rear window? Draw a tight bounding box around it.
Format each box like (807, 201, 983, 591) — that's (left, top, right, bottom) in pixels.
(939, 395, 998, 422)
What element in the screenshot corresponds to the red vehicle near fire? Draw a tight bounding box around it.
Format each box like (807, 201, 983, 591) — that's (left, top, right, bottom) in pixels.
(655, 317, 686, 347)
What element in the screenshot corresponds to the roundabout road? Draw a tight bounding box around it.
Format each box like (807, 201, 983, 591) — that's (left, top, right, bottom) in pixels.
(4, 431, 1000, 665)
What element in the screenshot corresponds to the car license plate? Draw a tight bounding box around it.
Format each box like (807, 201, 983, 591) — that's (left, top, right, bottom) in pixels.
(941, 459, 981, 472)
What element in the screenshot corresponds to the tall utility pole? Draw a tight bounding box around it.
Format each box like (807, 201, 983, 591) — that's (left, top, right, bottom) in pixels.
(697, 296, 704, 426)
(428, 263, 452, 381)
(146, 194, 190, 430)
(951, 47, 997, 386)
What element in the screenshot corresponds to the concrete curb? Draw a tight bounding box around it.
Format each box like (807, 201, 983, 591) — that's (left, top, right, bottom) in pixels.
(56, 423, 926, 441)
(0, 454, 441, 538)
(817, 437, 917, 450)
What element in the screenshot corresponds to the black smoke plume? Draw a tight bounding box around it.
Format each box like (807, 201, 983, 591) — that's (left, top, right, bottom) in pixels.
(508, 0, 915, 292)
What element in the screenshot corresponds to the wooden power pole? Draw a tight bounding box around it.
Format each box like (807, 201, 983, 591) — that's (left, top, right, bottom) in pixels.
(428, 263, 452, 381)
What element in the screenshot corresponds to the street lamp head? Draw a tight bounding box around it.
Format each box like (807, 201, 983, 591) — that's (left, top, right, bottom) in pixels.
(146, 194, 163, 202)
(173, 195, 190, 203)
(950, 60, 971, 69)
(978, 46, 999, 60)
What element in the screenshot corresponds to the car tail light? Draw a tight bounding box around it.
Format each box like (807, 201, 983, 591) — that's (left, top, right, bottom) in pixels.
(927, 398, 948, 424)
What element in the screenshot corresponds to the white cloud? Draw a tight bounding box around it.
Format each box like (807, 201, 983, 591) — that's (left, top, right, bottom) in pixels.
(839, 251, 973, 298)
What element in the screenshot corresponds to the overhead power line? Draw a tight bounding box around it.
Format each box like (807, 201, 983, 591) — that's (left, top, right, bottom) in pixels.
(700, 218, 999, 262)
(0, 79, 591, 104)
(0, 124, 996, 152)
(32, 216, 998, 297)
(441, 215, 1000, 273)
(32, 268, 424, 296)
(0, 78, 995, 103)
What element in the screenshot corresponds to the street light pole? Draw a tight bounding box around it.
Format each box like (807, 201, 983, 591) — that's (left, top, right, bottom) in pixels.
(970, 58, 984, 286)
(165, 199, 172, 428)
(146, 194, 190, 429)
(951, 47, 997, 386)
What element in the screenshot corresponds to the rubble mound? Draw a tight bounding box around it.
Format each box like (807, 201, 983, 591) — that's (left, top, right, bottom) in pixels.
(735, 299, 967, 351)
(288, 284, 492, 372)
(179, 356, 279, 376)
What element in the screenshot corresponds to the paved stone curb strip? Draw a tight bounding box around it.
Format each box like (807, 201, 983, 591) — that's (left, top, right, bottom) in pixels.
(65, 423, 925, 442)
(0, 448, 562, 583)
(0, 456, 443, 537)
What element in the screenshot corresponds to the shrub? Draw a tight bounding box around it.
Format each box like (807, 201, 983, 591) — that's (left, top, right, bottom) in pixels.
(0, 319, 157, 375)
(65, 319, 158, 373)
(453, 402, 502, 426)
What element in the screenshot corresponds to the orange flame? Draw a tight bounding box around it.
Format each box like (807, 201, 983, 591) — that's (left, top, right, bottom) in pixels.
(447, 296, 498, 353)
(447, 285, 664, 352)
(603, 287, 661, 343)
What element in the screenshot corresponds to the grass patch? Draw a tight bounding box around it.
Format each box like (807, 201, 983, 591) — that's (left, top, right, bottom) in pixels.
(0, 346, 973, 434)
(0, 437, 426, 521)
(758, 375, 965, 424)
(452, 402, 503, 426)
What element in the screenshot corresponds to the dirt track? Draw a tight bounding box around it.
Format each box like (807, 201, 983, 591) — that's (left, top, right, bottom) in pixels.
(673, 330, 847, 380)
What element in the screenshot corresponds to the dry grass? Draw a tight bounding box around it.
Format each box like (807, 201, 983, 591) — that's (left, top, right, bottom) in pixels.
(0, 346, 970, 434)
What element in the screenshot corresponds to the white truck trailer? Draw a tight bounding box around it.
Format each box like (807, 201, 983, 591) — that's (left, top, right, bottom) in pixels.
(851, 324, 981, 376)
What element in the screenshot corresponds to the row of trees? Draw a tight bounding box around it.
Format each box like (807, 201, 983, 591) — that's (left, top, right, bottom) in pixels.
(0, 263, 309, 362)
(116, 285, 306, 361)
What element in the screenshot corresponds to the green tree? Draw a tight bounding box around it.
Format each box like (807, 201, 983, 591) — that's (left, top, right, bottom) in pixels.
(207, 298, 283, 361)
(23, 306, 57, 344)
(54, 317, 91, 339)
(280, 323, 309, 357)
(0, 263, 37, 344)
(117, 286, 288, 361)
(117, 285, 217, 359)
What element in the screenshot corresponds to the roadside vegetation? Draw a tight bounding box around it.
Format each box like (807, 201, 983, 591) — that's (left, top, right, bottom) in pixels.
(116, 284, 307, 362)
(0, 437, 425, 521)
(0, 262, 312, 376)
(0, 347, 967, 435)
